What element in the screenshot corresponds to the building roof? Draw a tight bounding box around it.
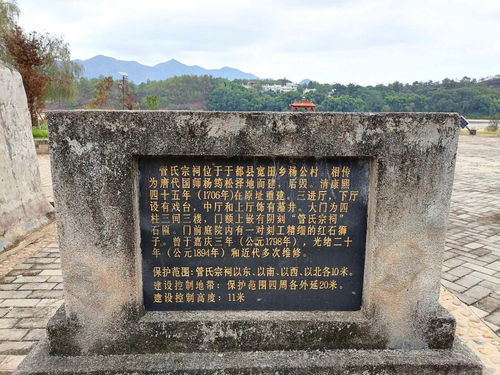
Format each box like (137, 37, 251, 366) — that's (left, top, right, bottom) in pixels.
(290, 99, 316, 108)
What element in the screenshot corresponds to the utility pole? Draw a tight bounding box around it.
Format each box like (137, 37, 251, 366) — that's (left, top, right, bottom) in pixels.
(118, 72, 128, 110)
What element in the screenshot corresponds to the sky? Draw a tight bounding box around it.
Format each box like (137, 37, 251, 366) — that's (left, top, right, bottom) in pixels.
(16, 0, 500, 85)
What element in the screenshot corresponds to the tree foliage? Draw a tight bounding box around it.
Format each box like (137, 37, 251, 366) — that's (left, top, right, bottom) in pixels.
(89, 76, 113, 108)
(4, 26, 52, 125)
(1, 1, 80, 125)
(0, 0, 18, 57)
(318, 95, 365, 112)
(145, 95, 159, 110)
(55, 75, 500, 119)
(118, 77, 136, 110)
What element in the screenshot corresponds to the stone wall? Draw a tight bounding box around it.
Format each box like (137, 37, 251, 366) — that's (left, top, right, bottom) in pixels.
(0, 63, 53, 251)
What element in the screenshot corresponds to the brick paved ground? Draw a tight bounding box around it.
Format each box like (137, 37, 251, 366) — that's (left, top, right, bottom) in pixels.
(441, 136, 500, 334)
(37, 154, 53, 205)
(0, 234, 61, 374)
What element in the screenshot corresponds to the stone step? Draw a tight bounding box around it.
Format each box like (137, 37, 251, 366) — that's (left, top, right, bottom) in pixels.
(15, 339, 482, 375)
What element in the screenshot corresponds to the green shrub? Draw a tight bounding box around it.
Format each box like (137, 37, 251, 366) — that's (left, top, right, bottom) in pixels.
(32, 122, 48, 138)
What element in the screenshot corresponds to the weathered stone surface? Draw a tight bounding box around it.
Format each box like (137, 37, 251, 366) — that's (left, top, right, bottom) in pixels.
(17, 111, 482, 373)
(46, 304, 456, 355)
(45, 110, 461, 353)
(0, 63, 53, 252)
(15, 338, 482, 375)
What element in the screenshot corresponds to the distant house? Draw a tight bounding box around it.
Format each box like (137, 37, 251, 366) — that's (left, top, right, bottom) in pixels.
(242, 82, 258, 89)
(290, 98, 316, 112)
(262, 82, 298, 93)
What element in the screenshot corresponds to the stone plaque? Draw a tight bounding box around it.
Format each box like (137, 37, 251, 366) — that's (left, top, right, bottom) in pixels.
(140, 156, 369, 311)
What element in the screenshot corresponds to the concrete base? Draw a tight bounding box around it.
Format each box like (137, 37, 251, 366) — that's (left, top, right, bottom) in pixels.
(15, 338, 482, 375)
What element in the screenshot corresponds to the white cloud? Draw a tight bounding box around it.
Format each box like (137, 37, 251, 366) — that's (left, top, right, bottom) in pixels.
(17, 0, 500, 84)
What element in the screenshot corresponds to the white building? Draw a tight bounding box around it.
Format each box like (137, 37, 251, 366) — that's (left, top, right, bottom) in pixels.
(261, 82, 298, 93)
(303, 88, 316, 94)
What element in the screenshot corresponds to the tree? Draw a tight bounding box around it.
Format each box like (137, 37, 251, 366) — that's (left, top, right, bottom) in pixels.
(118, 78, 136, 110)
(57, 74, 499, 118)
(45, 57, 81, 104)
(89, 76, 113, 108)
(319, 95, 365, 112)
(2, 1, 80, 123)
(120, 91, 135, 110)
(3, 23, 80, 125)
(0, 0, 18, 58)
(145, 95, 159, 110)
(4, 27, 52, 125)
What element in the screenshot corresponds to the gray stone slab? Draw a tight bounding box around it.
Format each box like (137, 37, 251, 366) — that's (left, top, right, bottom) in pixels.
(0, 284, 21, 291)
(0, 300, 40, 308)
(18, 111, 482, 373)
(473, 296, 500, 314)
(14, 338, 482, 375)
(31, 264, 60, 270)
(0, 329, 27, 341)
(12, 277, 49, 284)
(0, 64, 53, 252)
(0, 341, 35, 355)
(6, 270, 42, 277)
(455, 274, 481, 289)
(26, 290, 63, 299)
(5, 308, 52, 319)
(0, 319, 18, 329)
(16, 318, 50, 329)
(45, 111, 461, 354)
(0, 291, 31, 299)
(38, 270, 61, 276)
(483, 311, 500, 327)
(463, 285, 491, 301)
(18, 283, 57, 291)
(23, 329, 45, 341)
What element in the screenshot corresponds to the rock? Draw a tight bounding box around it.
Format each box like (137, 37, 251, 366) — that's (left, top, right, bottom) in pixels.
(0, 63, 53, 252)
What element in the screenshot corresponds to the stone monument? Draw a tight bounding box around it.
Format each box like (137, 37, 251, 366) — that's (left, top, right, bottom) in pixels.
(17, 111, 482, 374)
(0, 63, 53, 252)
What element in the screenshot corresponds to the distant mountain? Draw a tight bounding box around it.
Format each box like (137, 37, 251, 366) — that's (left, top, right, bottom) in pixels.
(74, 55, 258, 83)
(299, 79, 312, 85)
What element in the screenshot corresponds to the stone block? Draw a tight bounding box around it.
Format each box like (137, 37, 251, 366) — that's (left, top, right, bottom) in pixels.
(464, 285, 491, 301)
(16, 318, 50, 329)
(448, 266, 473, 278)
(455, 274, 481, 289)
(0, 299, 40, 308)
(0, 285, 20, 291)
(15, 339, 482, 375)
(473, 296, 500, 314)
(23, 329, 45, 341)
(17, 111, 482, 373)
(5, 307, 55, 319)
(0, 319, 18, 329)
(12, 276, 49, 284)
(26, 290, 63, 299)
(483, 311, 500, 327)
(38, 270, 62, 276)
(18, 283, 57, 291)
(0, 341, 35, 355)
(0, 291, 31, 299)
(0, 354, 25, 372)
(0, 64, 53, 252)
(0, 329, 27, 341)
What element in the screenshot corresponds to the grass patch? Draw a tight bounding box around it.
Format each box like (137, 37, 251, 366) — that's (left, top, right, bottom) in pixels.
(459, 129, 500, 137)
(32, 122, 48, 139)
